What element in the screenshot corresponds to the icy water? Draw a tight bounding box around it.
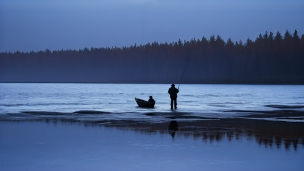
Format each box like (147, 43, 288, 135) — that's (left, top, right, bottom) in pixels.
(1, 83, 304, 120)
(1, 84, 304, 171)
(1, 121, 304, 171)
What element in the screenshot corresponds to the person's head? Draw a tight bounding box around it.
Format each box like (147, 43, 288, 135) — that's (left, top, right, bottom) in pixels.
(171, 84, 175, 87)
(149, 96, 153, 99)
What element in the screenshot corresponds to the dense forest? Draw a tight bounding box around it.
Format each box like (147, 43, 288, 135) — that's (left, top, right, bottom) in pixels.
(1, 30, 304, 84)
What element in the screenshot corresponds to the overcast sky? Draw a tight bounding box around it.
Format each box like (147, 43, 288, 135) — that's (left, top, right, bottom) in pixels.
(1, 0, 303, 52)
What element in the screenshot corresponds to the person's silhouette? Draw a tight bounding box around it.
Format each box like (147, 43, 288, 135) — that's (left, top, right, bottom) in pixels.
(168, 84, 179, 109)
(148, 96, 155, 103)
(168, 120, 178, 138)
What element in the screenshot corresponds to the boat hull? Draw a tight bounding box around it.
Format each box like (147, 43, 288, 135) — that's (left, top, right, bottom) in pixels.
(135, 98, 155, 108)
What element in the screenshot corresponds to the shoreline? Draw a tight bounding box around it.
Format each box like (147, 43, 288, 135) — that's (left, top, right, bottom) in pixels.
(1, 108, 304, 122)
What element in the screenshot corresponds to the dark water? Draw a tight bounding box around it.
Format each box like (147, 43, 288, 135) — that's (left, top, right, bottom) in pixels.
(1, 121, 304, 171)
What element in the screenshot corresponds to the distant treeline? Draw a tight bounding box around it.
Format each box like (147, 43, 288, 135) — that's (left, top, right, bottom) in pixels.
(1, 30, 304, 84)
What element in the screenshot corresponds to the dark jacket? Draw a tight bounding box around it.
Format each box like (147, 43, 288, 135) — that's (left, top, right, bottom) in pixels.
(148, 98, 155, 103)
(168, 87, 179, 98)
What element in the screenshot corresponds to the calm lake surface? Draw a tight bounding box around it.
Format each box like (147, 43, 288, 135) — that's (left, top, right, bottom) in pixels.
(1, 121, 304, 171)
(1, 83, 304, 119)
(1, 84, 304, 170)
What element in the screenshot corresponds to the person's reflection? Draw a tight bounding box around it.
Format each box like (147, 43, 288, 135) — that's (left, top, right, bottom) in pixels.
(168, 120, 178, 138)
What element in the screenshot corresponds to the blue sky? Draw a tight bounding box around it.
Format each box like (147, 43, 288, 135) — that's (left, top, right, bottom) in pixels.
(1, 0, 303, 52)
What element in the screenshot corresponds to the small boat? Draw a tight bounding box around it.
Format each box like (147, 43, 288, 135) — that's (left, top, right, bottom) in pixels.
(135, 98, 155, 108)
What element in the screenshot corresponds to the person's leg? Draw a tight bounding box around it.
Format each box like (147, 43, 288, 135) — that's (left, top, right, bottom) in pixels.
(170, 98, 173, 109)
(174, 98, 177, 109)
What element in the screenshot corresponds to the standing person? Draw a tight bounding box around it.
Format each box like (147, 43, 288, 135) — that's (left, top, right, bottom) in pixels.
(168, 84, 179, 109)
